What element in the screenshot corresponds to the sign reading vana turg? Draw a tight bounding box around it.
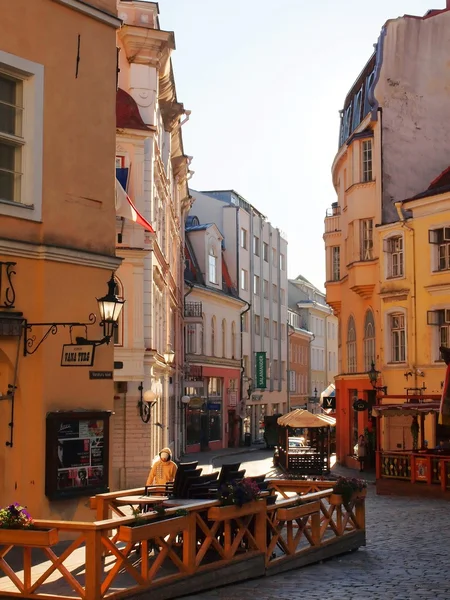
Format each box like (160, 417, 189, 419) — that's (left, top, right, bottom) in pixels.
(61, 344, 95, 367)
(255, 352, 266, 389)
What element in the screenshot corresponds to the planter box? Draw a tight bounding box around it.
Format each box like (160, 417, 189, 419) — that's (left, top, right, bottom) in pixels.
(355, 488, 367, 500)
(329, 494, 343, 506)
(0, 528, 58, 547)
(117, 515, 188, 544)
(208, 500, 264, 521)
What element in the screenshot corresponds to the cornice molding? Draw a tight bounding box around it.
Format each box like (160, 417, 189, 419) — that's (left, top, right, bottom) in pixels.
(0, 238, 121, 270)
(118, 25, 174, 67)
(52, 0, 121, 27)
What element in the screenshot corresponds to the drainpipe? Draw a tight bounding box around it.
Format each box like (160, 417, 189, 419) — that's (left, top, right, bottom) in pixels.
(395, 201, 417, 390)
(240, 301, 251, 444)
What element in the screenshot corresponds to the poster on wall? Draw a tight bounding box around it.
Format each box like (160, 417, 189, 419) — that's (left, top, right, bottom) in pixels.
(46, 412, 110, 500)
(415, 457, 428, 482)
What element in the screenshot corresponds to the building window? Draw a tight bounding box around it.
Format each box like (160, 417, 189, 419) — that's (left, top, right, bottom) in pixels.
(263, 242, 269, 262)
(272, 283, 278, 302)
(222, 319, 226, 357)
(240, 268, 248, 291)
(273, 321, 278, 339)
(281, 288, 286, 305)
(272, 247, 277, 267)
(266, 358, 270, 380)
(363, 310, 375, 372)
(242, 311, 249, 333)
(429, 227, 450, 271)
(240, 228, 247, 249)
(211, 317, 216, 356)
(331, 246, 340, 281)
(254, 274, 260, 295)
(362, 139, 373, 182)
(208, 377, 222, 397)
(231, 321, 236, 358)
(263, 279, 269, 299)
(384, 236, 404, 278)
(186, 324, 196, 354)
(253, 235, 260, 256)
(0, 72, 23, 204)
(255, 314, 261, 336)
(390, 313, 406, 363)
(243, 355, 249, 377)
(280, 253, 286, 270)
(273, 359, 279, 380)
(281, 361, 286, 380)
(427, 309, 450, 361)
(281, 324, 286, 340)
(209, 248, 217, 284)
(264, 318, 269, 337)
(360, 219, 373, 261)
(347, 315, 357, 373)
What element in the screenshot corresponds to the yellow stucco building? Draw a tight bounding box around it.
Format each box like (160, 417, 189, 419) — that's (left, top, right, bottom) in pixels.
(0, 0, 121, 520)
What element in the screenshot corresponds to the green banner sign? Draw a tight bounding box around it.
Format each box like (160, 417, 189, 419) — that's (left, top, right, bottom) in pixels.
(255, 352, 266, 389)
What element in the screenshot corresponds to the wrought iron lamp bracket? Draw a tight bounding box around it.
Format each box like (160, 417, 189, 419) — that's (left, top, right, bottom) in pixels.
(138, 383, 157, 424)
(24, 313, 97, 356)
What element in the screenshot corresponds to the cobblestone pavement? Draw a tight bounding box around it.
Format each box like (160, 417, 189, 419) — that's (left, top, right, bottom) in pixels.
(181, 453, 450, 600)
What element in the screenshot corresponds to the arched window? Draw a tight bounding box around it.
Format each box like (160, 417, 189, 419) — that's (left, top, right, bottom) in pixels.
(347, 316, 357, 373)
(222, 319, 226, 358)
(211, 316, 216, 356)
(231, 321, 236, 359)
(364, 310, 375, 372)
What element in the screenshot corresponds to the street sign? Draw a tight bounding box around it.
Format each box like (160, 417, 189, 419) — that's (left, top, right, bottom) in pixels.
(255, 352, 266, 389)
(323, 396, 336, 410)
(89, 371, 113, 380)
(61, 344, 95, 367)
(353, 399, 368, 412)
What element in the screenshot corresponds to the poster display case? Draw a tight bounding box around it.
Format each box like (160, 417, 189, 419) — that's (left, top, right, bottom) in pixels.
(45, 411, 111, 500)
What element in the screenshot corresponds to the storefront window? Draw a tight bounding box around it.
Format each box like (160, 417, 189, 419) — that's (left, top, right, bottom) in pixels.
(209, 410, 222, 441)
(186, 408, 201, 445)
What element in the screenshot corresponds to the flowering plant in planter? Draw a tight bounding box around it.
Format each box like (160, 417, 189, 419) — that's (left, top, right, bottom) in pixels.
(332, 477, 367, 505)
(218, 478, 261, 507)
(0, 503, 34, 529)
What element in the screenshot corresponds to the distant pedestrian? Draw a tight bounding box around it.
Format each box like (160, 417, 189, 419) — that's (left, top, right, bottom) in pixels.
(357, 435, 367, 472)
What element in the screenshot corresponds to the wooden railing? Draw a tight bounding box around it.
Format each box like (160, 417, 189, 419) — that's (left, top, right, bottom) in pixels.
(377, 451, 450, 490)
(0, 481, 366, 599)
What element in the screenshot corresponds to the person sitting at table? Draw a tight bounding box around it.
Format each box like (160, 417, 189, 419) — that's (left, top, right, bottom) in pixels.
(146, 447, 177, 486)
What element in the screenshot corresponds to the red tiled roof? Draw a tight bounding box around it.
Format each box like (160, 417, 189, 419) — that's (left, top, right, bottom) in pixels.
(116, 88, 150, 131)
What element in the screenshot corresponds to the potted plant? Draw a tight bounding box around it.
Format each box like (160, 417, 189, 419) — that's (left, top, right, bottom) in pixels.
(209, 478, 264, 520)
(0, 503, 58, 547)
(117, 505, 189, 544)
(330, 477, 367, 506)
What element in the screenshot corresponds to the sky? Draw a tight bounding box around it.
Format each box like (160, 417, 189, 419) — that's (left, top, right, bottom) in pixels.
(157, 0, 442, 291)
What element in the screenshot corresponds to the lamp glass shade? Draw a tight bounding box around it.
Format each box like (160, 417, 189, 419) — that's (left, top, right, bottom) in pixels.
(181, 395, 191, 404)
(97, 274, 125, 324)
(143, 389, 157, 403)
(368, 362, 379, 385)
(164, 347, 175, 364)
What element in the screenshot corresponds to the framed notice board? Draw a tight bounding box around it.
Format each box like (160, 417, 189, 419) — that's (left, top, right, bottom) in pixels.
(45, 411, 111, 500)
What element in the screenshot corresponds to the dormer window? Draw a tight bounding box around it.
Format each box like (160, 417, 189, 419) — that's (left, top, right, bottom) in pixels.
(209, 246, 217, 284)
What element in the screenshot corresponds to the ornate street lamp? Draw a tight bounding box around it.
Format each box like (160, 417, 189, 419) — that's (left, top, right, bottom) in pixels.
(368, 361, 388, 394)
(246, 378, 254, 400)
(164, 346, 175, 365)
(96, 273, 125, 341)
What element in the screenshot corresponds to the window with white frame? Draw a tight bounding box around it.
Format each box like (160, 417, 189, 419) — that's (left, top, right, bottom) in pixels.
(429, 227, 450, 271)
(253, 235, 260, 256)
(186, 324, 197, 354)
(208, 377, 222, 397)
(240, 228, 247, 249)
(360, 219, 373, 261)
(331, 246, 340, 281)
(280, 253, 286, 270)
(347, 316, 357, 373)
(263, 242, 269, 262)
(242, 311, 249, 333)
(362, 139, 373, 182)
(240, 268, 248, 291)
(208, 248, 217, 284)
(427, 309, 450, 361)
(363, 310, 375, 372)
(272, 283, 278, 302)
(0, 53, 43, 221)
(384, 236, 404, 278)
(255, 314, 261, 336)
(263, 279, 269, 299)
(390, 313, 406, 363)
(254, 274, 260, 295)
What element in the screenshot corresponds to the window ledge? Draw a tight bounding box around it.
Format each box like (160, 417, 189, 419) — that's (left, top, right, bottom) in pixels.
(386, 275, 405, 281)
(0, 199, 34, 210)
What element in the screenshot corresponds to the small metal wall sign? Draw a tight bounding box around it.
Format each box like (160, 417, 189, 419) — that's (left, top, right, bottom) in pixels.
(61, 344, 95, 367)
(323, 396, 336, 410)
(89, 371, 113, 380)
(353, 399, 368, 412)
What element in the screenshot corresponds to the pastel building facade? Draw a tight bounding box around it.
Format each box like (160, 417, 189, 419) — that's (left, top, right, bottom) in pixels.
(189, 190, 288, 442)
(324, 3, 450, 467)
(112, 0, 192, 488)
(287, 309, 313, 410)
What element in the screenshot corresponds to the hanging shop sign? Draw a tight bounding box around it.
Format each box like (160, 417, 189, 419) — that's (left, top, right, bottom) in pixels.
(353, 399, 368, 412)
(255, 351, 267, 389)
(415, 457, 428, 481)
(207, 402, 221, 411)
(323, 396, 336, 410)
(61, 344, 95, 367)
(189, 396, 204, 408)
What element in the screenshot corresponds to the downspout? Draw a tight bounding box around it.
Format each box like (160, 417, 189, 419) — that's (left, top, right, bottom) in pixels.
(395, 201, 417, 390)
(240, 301, 251, 444)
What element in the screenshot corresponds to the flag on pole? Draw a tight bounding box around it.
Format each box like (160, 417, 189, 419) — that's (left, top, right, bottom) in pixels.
(115, 178, 154, 232)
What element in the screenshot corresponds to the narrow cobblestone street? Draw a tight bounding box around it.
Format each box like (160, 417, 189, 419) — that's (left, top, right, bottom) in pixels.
(182, 450, 450, 600)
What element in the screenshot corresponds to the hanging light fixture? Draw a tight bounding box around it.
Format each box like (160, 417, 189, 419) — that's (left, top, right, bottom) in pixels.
(164, 345, 175, 365)
(96, 273, 125, 341)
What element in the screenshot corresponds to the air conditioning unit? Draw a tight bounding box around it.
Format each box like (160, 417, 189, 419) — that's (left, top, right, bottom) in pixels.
(444, 227, 450, 241)
(445, 309, 450, 324)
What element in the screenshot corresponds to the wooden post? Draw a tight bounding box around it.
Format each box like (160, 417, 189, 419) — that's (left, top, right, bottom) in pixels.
(311, 511, 320, 546)
(23, 547, 31, 592)
(254, 505, 266, 553)
(354, 498, 365, 530)
(183, 511, 197, 574)
(441, 459, 447, 492)
(85, 529, 103, 600)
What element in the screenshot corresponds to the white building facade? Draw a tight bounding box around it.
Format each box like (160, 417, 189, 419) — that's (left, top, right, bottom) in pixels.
(190, 190, 288, 442)
(112, 0, 192, 489)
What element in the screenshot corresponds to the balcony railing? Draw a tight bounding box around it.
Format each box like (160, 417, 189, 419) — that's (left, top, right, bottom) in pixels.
(324, 204, 341, 234)
(184, 301, 202, 318)
(325, 204, 341, 217)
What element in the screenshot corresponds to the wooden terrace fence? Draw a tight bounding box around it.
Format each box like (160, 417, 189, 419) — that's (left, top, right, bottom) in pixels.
(0, 480, 366, 600)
